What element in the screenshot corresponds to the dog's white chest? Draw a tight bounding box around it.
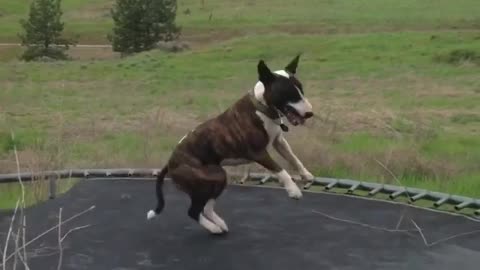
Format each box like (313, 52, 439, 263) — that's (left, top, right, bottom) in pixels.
(256, 111, 282, 147)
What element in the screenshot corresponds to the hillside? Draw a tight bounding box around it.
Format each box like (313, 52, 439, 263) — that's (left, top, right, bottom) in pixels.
(0, 0, 480, 208)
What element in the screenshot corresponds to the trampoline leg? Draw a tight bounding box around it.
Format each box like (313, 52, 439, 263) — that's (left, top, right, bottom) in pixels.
(203, 199, 229, 232)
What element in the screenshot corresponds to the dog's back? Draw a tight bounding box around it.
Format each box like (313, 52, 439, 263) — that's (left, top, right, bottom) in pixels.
(168, 94, 269, 169)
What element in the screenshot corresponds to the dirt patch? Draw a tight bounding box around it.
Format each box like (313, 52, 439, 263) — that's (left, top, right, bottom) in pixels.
(68, 46, 119, 60)
(179, 26, 480, 50)
(65, 1, 114, 20)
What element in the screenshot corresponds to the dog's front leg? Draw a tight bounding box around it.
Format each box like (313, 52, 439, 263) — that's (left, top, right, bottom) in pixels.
(273, 135, 314, 182)
(253, 151, 302, 199)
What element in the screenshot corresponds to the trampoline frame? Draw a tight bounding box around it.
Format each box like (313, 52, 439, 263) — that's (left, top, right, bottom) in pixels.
(0, 168, 479, 216)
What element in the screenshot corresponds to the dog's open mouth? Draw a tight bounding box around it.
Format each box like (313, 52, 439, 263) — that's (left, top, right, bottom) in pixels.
(283, 105, 305, 126)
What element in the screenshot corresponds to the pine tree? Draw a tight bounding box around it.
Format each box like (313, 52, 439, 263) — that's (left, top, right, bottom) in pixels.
(109, 0, 180, 55)
(19, 0, 74, 61)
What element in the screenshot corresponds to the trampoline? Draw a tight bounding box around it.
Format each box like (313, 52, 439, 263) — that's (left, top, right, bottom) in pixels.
(1, 175, 480, 270)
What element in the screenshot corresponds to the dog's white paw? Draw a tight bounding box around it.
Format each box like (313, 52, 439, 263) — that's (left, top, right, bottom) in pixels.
(286, 184, 303, 199)
(147, 210, 157, 220)
(199, 214, 224, 234)
(215, 219, 229, 233)
(209, 224, 224, 234)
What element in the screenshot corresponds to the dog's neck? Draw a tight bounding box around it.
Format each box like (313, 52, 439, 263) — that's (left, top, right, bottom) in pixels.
(249, 87, 279, 120)
(249, 81, 289, 132)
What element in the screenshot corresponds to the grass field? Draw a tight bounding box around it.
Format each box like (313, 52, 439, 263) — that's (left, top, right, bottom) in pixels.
(1, 0, 480, 43)
(1, 0, 480, 208)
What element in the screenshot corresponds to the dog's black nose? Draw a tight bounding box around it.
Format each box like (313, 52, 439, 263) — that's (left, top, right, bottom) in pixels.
(304, 112, 313, 119)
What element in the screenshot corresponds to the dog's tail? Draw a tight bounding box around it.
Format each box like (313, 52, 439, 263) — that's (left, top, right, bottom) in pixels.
(147, 165, 168, 220)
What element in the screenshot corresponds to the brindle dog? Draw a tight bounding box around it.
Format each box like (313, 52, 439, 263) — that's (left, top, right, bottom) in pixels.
(147, 55, 314, 234)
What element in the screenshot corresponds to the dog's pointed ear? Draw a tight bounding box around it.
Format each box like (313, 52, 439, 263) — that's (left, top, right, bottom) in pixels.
(285, 54, 301, 75)
(258, 60, 275, 85)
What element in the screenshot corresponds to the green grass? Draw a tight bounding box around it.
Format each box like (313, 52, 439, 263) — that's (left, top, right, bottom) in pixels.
(1, 1, 480, 209)
(0, 179, 77, 209)
(0, 32, 478, 193)
(1, 0, 480, 42)
(332, 133, 395, 154)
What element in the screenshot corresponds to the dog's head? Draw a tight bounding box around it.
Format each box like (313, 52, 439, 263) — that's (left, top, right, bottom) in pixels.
(254, 55, 313, 126)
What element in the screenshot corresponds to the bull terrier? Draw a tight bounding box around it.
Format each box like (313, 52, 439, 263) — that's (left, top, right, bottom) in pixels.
(147, 55, 314, 234)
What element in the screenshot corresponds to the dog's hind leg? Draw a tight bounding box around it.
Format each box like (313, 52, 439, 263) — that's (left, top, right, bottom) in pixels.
(203, 196, 228, 232)
(170, 164, 228, 234)
(189, 194, 224, 234)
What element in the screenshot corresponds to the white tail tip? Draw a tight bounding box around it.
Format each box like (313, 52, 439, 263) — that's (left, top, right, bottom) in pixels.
(147, 210, 157, 220)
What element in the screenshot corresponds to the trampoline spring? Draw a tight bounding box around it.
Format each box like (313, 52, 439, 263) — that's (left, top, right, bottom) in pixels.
(434, 196, 450, 207)
(389, 189, 405, 200)
(368, 186, 383, 196)
(410, 191, 427, 202)
(325, 181, 337, 191)
(259, 175, 272, 185)
(346, 182, 361, 194)
(239, 169, 250, 184)
(454, 201, 472, 211)
(303, 181, 313, 190)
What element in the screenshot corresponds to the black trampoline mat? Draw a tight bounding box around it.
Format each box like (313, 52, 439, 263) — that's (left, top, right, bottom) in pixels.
(1, 179, 480, 270)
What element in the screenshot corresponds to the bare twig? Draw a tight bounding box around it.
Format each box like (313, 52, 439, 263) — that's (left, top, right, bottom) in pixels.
(375, 158, 480, 246)
(410, 219, 480, 247)
(13, 230, 19, 270)
(410, 219, 429, 246)
(0, 205, 96, 266)
(3, 200, 20, 270)
(313, 209, 480, 248)
(57, 208, 63, 270)
(374, 158, 416, 235)
(13, 229, 29, 270)
(15, 251, 29, 270)
(395, 208, 407, 230)
(61, 225, 92, 242)
(22, 216, 27, 266)
(312, 210, 416, 234)
(374, 159, 413, 201)
(428, 229, 480, 247)
(11, 132, 25, 203)
(12, 131, 29, 269)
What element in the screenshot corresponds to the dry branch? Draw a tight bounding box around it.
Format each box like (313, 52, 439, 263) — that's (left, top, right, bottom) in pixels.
(0, 205, 96, 267)
(374, 158, 414, 202)
(395, 208, 407, 230)
(312, 209, 416, 234)
(57, 208, 63, 270)
(410, 219, 429, 246)
(410, 219, 480, 247)
(12, 131, 29, 270)
(312, 209, 480, 248)
(2, 200, 20, 270)
(13, 230, 19, 270)
(21, 216, 27, 267)
(61, 225, 92, 242)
